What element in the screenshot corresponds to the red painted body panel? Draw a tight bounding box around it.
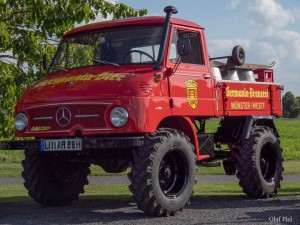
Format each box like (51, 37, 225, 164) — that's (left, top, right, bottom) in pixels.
(215, 81, 283, 116)
(63, 16, 202, 38)
(14, 15, 283, 162)
(21, 67, 133, 104)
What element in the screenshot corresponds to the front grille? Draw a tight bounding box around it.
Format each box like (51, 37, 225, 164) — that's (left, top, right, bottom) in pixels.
(26, 103, 109, 132)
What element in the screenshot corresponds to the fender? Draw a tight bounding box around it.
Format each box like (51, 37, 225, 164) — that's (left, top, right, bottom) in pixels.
(158, 116, 210, 161)
(215, 115, 279, 143)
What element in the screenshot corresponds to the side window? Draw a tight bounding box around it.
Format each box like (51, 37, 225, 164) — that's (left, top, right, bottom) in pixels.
(169, 29, 203, 65)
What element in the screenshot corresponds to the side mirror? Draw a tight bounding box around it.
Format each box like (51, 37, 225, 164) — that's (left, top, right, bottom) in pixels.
(177, 38, 191, 56)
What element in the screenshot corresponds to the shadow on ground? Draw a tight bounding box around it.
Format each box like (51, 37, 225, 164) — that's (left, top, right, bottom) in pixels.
(0, 195, 299, 225)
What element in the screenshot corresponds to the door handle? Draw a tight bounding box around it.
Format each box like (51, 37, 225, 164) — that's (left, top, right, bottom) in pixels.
(204, 74, 211, 79)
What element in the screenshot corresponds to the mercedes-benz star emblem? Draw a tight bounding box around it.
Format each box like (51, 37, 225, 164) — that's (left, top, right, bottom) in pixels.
(56, 107, 72, 127)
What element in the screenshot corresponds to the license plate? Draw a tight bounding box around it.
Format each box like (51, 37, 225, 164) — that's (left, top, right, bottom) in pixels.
(40, 139, 82, 152)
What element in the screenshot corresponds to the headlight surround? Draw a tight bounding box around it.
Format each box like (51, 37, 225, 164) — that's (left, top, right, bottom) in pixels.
(15, 113, 28, 131)
(110, 107, 129, 128)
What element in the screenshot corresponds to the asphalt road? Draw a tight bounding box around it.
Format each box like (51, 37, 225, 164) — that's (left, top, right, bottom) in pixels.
(1, 174, 300, 185)
(0, 195, 299, 225)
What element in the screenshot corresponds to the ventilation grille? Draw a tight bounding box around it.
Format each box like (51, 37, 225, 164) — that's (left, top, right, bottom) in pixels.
(139, 82, 152, 93)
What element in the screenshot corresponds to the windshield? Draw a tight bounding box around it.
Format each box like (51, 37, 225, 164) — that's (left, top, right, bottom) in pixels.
(49, 26, 163, 73)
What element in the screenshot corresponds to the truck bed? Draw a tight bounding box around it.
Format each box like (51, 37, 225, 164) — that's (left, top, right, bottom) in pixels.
(215, 80, 283, 116)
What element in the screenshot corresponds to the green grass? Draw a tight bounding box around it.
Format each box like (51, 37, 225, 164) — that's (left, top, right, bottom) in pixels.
(0, 150, 24, 163)
(274, 119, 300, 160)
(0, 182, 299, 204)
(1, 160, 299, 178)
(0, 161, 23, 177)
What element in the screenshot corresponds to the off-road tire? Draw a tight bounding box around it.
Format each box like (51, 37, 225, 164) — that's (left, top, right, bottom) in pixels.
(128, 128, 197, 217)
(235, 127, 283, 198)
(22, 150, 90, 206)
(232, 45, 245, 66)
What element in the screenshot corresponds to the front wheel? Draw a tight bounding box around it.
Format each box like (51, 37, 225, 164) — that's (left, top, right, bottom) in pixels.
(128, 128, 197, 217)
(22, 151, 90, 206)
(235, 127, 283, 198)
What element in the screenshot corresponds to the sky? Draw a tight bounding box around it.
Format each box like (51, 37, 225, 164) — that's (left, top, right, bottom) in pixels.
(96, 0, 300, 96)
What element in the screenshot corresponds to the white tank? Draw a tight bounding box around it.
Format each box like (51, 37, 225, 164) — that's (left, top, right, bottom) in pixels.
(211, 67, 222, 81)
(238, 69, 256, 82)
(222, 69, 239, 81)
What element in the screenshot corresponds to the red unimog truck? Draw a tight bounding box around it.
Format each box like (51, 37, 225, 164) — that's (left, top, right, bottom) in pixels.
(0, 6, 284, 216)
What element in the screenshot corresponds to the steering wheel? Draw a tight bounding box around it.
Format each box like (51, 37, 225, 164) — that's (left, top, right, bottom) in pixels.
(124, 50, 156, 63)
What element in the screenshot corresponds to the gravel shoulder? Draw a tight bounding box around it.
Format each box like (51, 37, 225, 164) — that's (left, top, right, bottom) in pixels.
(0, 195, 299, 225)
(0, 175, 299, 224)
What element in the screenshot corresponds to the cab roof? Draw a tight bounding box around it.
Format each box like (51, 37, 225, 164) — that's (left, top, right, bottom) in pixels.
(63, 16, 203, 38)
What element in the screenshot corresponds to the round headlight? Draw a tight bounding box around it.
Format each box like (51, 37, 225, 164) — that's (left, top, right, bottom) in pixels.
(15, 113, 28, 131)
(110, 107, 128, 128)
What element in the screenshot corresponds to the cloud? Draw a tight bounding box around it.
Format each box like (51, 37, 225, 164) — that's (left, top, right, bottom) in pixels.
(276, 30, 300, 42)
(208, 39, 251, 57)
(274, 30, 300, 60)
(243, 1, 300, 62)
(292, 7, 300, 20)
(227, 0, 240, 9)
(247, 0, 295, 34)
(257, 42, 288, 61)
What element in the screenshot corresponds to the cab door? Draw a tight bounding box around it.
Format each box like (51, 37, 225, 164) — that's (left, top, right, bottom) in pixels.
(167, 27, 215, 116)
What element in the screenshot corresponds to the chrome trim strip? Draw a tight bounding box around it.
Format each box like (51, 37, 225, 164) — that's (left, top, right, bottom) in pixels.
(25, 102, 113, 110)
(25, 130, 71, 134)
(33, 116, 53, 120)
(25, 128, 112, 134)
(75, 114, 100, 118)
(84, 128, 113, 131)
(174, 73, 203, 77)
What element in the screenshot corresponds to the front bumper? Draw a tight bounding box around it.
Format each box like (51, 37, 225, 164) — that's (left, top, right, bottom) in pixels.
(0, 136, 145, 151)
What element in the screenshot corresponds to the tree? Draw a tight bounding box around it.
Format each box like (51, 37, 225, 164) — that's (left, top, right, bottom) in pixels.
(297, 96, 300, 107)
(0, 0, 147, 138)
(282, 91, 300, 118)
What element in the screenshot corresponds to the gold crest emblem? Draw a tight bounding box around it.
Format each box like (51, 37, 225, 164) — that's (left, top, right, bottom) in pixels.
(185, 80, 198, 109)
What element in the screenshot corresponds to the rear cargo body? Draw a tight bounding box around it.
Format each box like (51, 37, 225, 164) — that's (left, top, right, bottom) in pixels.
(215, 80, 282, 116)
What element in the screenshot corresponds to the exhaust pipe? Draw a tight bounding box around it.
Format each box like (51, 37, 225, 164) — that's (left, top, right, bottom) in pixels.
(154, 6, 178, 70)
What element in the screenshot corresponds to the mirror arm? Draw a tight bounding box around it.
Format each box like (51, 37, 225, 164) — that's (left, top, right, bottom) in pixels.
(172, 55, 182, 74)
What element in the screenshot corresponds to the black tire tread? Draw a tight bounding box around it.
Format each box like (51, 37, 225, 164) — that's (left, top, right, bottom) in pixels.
(22, 151, 90, 206)
(128, 128, 196, 216)
(235, 127, 283, 198)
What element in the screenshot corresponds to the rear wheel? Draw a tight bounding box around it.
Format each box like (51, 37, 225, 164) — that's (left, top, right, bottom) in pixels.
(22, 151, 90, 206)
(235, 127, 283, 198)
(128, 128, 196, 216)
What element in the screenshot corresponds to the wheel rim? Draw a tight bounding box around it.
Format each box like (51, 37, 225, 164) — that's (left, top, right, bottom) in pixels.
(159, 150, 188, 198)
(260, 143, 277, 182)
(51, 159, 79, 185)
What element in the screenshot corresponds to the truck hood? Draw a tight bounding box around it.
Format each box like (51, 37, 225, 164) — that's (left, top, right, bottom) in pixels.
(19, 70, 134, 104)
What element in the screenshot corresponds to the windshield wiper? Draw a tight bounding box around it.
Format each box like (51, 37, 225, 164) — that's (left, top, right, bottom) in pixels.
(49, 67, 68, 72)
(89, 58, 120, 67)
